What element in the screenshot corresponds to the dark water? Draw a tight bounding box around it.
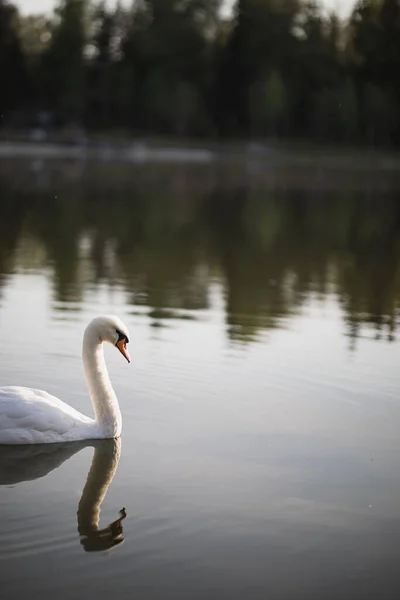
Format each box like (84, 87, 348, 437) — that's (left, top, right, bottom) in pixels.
(1, 159, 400, 599)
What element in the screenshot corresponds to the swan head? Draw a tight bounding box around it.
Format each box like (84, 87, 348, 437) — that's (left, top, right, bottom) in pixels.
(87, 315, 131, 363)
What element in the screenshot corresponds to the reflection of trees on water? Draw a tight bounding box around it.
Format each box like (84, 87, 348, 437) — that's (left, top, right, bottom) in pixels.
(336, 202, 400, 347)
(29, 190, 84, 303)
(1, 161, 400, 347)
(0, 189, 28, 300)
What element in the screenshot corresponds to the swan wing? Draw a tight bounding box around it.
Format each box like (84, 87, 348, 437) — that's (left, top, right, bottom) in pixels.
(0, 386, 95, 444)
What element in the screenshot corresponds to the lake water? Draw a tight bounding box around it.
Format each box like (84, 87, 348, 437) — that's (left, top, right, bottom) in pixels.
(1, 158, 400, 599)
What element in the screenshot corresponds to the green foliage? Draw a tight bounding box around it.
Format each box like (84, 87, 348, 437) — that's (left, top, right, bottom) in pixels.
(363, 84, 399, 145)
(0, 1, 29, 115)
(312, 79, 358, 142)
(40, 0, 87, 119)
(249, 70, 288, 136)
(0, 0, 399, 146)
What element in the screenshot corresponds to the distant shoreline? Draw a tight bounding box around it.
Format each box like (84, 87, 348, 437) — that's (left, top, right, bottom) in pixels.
(0, 137, 399, 171)
(0, 139, 217, 164)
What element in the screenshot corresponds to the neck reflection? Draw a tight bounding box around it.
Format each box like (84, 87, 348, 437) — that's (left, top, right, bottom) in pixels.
(77, 438, 126, 551)
(0, 438, 126, 553)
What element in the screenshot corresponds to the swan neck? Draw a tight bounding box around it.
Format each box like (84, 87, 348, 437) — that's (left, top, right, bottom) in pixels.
(82, 327, 121, 438)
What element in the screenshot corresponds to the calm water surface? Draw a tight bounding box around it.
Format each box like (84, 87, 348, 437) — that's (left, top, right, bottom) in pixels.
(1, 159, 400, 599)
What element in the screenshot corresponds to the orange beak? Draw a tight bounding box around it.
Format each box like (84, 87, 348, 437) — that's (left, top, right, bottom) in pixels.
(116, 338, 130, 363)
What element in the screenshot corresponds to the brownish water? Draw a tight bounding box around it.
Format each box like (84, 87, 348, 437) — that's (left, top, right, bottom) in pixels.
(1, 159, 400, 600)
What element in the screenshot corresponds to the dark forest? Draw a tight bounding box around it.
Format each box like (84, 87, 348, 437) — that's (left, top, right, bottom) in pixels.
(1, 0, 400, 147)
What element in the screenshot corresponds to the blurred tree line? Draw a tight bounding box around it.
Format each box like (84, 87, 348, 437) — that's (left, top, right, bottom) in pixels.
(1, 0, 400, 147)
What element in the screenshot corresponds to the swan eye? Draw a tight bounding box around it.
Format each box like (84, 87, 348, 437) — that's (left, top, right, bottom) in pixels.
(116, 329, 129, 345)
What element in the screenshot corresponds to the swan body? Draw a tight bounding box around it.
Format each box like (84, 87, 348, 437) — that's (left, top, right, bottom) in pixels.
(0, 315, 130, 445)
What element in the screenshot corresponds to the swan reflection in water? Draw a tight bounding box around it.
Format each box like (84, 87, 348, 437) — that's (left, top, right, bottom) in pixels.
(0, 438, 126, 552)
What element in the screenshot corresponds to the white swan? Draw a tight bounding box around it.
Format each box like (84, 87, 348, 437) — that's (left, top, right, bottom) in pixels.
(0, 315, 130, 445)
